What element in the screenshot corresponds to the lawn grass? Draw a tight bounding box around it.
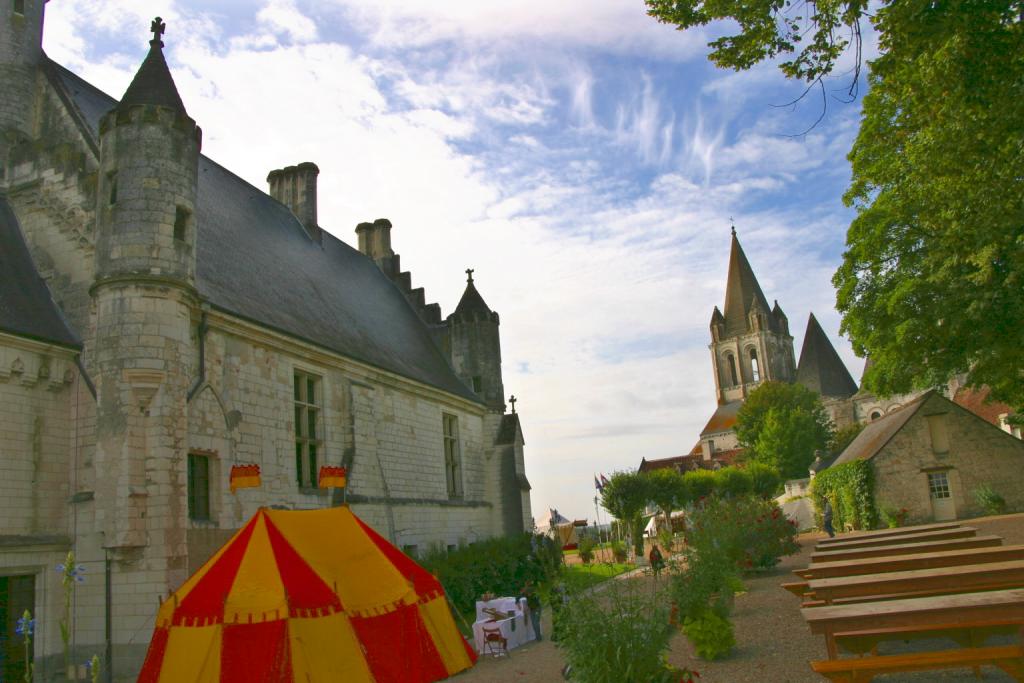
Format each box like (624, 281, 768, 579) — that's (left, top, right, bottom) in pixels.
(562, 562, 633, 593)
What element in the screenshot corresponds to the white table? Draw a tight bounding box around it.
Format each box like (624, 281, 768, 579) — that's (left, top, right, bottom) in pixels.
(472, 597, 535, 654)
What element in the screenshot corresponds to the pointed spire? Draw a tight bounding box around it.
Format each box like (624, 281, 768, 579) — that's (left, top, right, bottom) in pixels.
(118, 17, 188, 115)
(721, 229, 773, 336)
(453, 269, 493, 318)
(796, 313, 858, 398)
(710, 305, 725, 325)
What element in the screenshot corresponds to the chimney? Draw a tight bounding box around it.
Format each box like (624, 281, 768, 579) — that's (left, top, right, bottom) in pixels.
(355, 218, 395, 273)
(267, 162, 320, 242)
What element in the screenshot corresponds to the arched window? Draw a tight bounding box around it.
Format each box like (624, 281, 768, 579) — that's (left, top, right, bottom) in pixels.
(725, 353, 738, 386)
(749, 348, 760, 382)
(870, 410, 882, 421)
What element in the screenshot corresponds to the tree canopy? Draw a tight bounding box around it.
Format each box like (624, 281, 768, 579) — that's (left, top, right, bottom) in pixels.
(735, 381, 832, 479)
(647, 0, 1024, 411)
(600, 470, 653, 555)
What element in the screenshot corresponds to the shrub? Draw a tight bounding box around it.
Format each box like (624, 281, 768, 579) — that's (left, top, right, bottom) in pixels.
(745, 462, 782, 499)
(578, 536, 596, 564)
(657, 527, 676, 553)
(419, 533, 562, 616)
(880, 506, 909, 528)
(682, 612, 735, 660)
(683, 469, 718, 501)
(974, 484, 1008, 515)
(684, 495, 799, 572)
(714, 467, 753, 498)
(558, 581, 679, 682)
(811, 459, 878, 531)
(610, 540, 628, 563)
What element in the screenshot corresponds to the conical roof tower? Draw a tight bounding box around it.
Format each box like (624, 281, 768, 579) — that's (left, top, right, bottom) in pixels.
(722, 227, 775, 336)
(796, 313, 858, 398)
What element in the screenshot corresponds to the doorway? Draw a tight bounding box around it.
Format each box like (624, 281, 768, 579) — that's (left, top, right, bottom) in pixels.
(927, 471, 957, 521)
(1, 574, 36, 680)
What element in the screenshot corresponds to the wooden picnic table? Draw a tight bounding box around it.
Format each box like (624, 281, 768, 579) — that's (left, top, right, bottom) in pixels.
(801, 588, 1024, 660)
(795, 544, 1024, 581)
(814, 526, 976, 553)
(808, 535, 1001, 564)
(816, 521, 961, 546)
(807, 560, 1024, 605)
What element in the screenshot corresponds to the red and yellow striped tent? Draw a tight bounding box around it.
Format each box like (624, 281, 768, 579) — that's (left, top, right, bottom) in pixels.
(138, 506, 476, 682)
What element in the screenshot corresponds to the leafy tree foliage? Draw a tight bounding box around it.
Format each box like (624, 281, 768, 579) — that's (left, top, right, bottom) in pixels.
(830, 423, 864, 455)
(600, 471, 653, 556)
(648, 0, 1024, 410)
(736, 382, 832, 479)
(646, 468, 689, 531)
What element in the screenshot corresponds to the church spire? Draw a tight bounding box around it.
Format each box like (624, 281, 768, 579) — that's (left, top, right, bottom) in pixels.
(721, 229, 773, 336)
(117, 17, 188, 115)
(453, 267, 493, 318)
(796, 313, 858, 398)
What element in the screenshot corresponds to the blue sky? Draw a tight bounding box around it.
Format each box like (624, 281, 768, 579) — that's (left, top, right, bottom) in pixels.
(45, 0, 872, 524)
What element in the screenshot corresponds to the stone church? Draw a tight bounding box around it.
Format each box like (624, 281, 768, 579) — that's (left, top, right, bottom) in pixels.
(1, 5, 530, 679)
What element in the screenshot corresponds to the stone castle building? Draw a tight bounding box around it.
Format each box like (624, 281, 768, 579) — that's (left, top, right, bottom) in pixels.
(1, 6, 529, 679)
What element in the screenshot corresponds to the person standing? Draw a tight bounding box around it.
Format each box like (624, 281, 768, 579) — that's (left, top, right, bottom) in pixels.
(823, 498, 835, 538)
(648, 544, 665, 576)
(521, 581, 542, 641)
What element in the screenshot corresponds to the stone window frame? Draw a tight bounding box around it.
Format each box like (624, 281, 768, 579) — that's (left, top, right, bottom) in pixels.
(443, 412, 464, 499)
(723, 352, 739, 387)
(927, 470, 952, 500)
(745, 345, 760, 382)
(187, 452, 212, 522)
(294, 368, 323, 490)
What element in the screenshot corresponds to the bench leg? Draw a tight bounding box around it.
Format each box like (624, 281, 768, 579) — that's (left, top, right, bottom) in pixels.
(994, 659, 1023, 682)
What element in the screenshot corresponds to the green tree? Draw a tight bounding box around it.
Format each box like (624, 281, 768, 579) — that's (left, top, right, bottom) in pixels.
(647, 0, 1024, 411)
(683, 469, 718, 501)
(830, 423, 865, 455)
(736, 382, 832, 480)
(745, 462, 782, 499)
(600, 471, 653, 558)
(647, 468, 689, 533)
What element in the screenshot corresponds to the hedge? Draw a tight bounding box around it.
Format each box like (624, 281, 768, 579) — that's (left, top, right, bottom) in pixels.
(810, 460, 878, 531)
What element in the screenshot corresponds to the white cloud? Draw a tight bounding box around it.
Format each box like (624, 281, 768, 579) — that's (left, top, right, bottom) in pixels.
(257, 0, 318, 43)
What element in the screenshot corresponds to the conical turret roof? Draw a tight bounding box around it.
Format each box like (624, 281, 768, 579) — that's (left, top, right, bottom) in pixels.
(722, 230, 774, 336)
(453, 271, 493, 318)
(796, 313, 858, 398)
(118, 18, 187, 115)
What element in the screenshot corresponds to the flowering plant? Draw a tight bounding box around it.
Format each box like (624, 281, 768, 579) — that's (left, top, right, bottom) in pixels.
(16, 609, 34, 683)
(57, 550, 86, 673)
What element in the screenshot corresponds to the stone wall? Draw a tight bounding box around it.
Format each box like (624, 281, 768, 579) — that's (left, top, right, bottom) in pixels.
(872, 393, 1024, 524)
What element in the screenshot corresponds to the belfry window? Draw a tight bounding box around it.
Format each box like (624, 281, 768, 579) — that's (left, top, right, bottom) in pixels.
(726, 353, 738, 386)
(750, 349, 760, 382)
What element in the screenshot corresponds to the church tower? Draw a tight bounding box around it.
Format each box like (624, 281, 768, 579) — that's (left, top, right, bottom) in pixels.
(446, 269, 505, 411)
(708, 228, 795, 404)
(91, 15, 200, 584)
(0, 0, 44, 186)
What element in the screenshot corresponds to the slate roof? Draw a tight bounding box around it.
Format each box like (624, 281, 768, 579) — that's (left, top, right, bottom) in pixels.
(496, 413, 523, 445)
(830, 391, 932, 466)
(45, 59, 478, 403)
(453, 279, 493, 318)
(722, 232, 777, 336)
(0, 196, 81, 349)
(699, 400, 742, 437)
(796, 313, 858, 398)
(118, 37, 187, 115)
(638, 455, 695, 473)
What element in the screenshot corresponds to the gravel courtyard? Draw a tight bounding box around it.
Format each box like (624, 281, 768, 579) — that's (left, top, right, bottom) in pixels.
(454, 513, 1024, 682)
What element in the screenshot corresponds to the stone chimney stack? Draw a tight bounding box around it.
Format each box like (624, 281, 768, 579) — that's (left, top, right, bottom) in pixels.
(355, 218, 395, 273)
(267, 162, 320, 242)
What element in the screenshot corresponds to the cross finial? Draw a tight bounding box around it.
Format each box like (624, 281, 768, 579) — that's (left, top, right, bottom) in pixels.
(150, 17, 166, 46)
(509, 394, 517, 414)
(729, 217, 736, 237)
(465, 268, 474, 283)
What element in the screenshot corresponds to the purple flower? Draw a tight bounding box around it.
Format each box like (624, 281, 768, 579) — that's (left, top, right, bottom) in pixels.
(15, 611, 34, 637)
(57, 562, 86, 582)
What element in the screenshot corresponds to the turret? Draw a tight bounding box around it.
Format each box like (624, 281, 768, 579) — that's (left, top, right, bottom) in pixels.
(446, 268, 505, 410)
(0, 0, 45, 183)
(91, 19, 198, 566)
(710, 306, 725, 342)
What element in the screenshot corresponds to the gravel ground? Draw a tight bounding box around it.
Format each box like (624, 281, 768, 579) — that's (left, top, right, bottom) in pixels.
(451, 512, 1024, 682)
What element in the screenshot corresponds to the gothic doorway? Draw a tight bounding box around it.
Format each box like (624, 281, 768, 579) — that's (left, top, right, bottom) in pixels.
(1, 574, 35, 680)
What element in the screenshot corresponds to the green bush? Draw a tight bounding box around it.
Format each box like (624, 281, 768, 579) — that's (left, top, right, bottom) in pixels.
(558, 581, 679, 682)
(811, 459, 878, 531)
(745, 462, 782, 499)
(684, 495, 799, 571)
(610, 540, 628, 563)
(579, 536, 596, 564)
(880, 506, 909, 528)
(419, 533, 562, 616)
(683, 469, 718, 501)
(682, 612, 735, 660)
(714, 467, 753, 497)
(974, 484, 1008, 515)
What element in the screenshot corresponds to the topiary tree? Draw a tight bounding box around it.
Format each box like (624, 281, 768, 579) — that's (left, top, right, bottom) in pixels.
(600, 471, 653, 558)
(647, 468, 689, 533)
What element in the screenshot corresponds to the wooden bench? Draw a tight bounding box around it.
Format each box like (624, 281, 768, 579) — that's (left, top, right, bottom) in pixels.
(798, 545, 1024, 581)
(816, 521, 961, 547)
(810, 644, 1024, 682)
(814, 527, 976, 553)
(782, 581, 810, 597)
(808, 535, 1002, 563)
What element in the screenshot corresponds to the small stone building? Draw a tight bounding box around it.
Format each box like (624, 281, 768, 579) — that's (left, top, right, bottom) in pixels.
(0, 5, 530, 679)
(828, 390, 1024, 524)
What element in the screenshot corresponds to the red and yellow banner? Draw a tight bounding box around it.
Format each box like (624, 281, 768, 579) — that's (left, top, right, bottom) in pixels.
(318, 465, 347, 489)
(229, 464, 261, 493)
